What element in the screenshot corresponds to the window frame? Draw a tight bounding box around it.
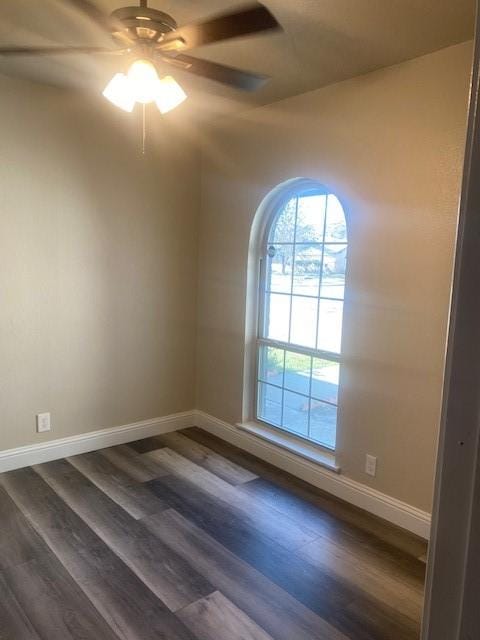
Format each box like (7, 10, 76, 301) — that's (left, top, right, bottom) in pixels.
(253, 182, 347, 452)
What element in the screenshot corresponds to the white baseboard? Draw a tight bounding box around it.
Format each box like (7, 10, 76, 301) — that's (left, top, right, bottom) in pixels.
(194, 410, 431, 540)
(0, 411, 196, 473)
(0, 407, 431, 539)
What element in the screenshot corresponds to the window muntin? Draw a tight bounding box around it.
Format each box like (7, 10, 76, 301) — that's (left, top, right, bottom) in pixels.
(256, 190, 347, 450)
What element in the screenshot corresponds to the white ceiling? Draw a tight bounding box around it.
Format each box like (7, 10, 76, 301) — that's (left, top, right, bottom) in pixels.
(0, 0, 475, 119)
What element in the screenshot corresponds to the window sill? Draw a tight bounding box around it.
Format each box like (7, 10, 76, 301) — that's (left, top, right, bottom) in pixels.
(236, 421, 340, 473)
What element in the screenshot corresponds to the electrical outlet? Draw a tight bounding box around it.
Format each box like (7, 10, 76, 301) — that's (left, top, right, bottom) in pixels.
(36, 412, 51, 433)
(365, 454, 377, 477)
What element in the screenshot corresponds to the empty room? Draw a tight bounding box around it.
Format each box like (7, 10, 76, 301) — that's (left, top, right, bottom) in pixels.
(1, 1, 479, 639)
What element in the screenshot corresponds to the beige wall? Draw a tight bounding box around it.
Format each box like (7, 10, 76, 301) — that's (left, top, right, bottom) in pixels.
(196, 42, 472, 512)
(0, 74, 200, 451)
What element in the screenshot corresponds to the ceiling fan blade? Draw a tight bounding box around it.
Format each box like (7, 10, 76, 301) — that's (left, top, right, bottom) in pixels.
(66, 0, 116, 31)
(157, 3, 280, 52)
(0, 46, 124, 56)
(66, 0, 133, 42)
(160, 53, 269, 91)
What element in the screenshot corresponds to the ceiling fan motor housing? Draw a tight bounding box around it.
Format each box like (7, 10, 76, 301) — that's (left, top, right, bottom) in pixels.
(110, 6, 177, 46)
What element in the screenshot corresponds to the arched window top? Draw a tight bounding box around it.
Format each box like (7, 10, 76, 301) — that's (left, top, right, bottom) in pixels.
(269, 190, 347, 247)
(254, 180, 347, 450)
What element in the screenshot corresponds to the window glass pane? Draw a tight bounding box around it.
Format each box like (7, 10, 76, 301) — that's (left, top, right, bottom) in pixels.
(257, 382, 282, 426)
(258, 345, 284, 386)
(311, 359, 339, 404)
(292, 244, 322, 296)
(264, 292, 290, 342)
(284, 351, 311, 395)
(296, 194, 326, 242)
(309, 400, 337, 449)
(259, 186, 347, 451)
(266, 244, 293, 294)
(325, 194, 347, 242)
(320, 244, 347, 300)
(282, 390, 309, 437)
(290, 296, 317, 348)
(269, 197, 297, 243)
(317, 299, 343, 353)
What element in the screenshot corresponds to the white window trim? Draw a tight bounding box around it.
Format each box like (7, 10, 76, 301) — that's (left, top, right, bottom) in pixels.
(237, 420, 340, 473)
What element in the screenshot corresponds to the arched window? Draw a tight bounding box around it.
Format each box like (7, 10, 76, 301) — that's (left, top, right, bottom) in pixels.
(256, 184, 347, 450)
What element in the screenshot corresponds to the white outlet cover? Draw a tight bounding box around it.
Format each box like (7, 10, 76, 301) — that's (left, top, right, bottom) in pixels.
(36, 412, 51, 433)
(365, 454, 377, 476)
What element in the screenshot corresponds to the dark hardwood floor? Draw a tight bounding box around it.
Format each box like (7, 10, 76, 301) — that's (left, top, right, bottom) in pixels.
(0, 427, 426, 640)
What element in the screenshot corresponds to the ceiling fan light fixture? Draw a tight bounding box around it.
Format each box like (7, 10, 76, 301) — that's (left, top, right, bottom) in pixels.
(127, 58, 161, 104)
(102, 72, 135, 112)
(155, 75, 187, 114)
(103, 59, 187, 114)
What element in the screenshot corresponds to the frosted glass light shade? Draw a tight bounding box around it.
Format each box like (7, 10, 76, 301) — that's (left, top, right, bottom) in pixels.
(155, 75, 187, 114)
(102, 73, 135, 112)
(127, 59, 160, 104)
(103, 62, 187, 114)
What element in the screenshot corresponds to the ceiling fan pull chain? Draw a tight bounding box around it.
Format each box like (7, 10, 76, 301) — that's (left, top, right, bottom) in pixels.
(142, 103, 146, 155)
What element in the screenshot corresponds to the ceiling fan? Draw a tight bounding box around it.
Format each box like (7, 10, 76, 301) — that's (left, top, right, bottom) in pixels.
(0, 0, 282, 114)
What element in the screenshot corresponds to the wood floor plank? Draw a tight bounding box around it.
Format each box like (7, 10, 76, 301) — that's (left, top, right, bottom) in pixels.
(143, 508, 349, 640)
(343, 598, 421, 640)
(0, 484, 48, 571)
(1, 467, 199, 640)
(241, 477, 426, 584)
(2, 467, 106, 583)
(67, 450, 168, 519)
(4, 557, 120, 640)
(297, 535, 424, 622)
(101, 445, 169, 482)
(183, 427, 428, 559)
(145, 447, 317, 550)
(178, 591, 274, 640)
(34, 459, 214, 612)
(0, 572, 41, 640)
(157, 432, 257, 485)
(127, 436, 167, 454)
(148, 474, 420, 640)
(240, 476, 353, 536)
